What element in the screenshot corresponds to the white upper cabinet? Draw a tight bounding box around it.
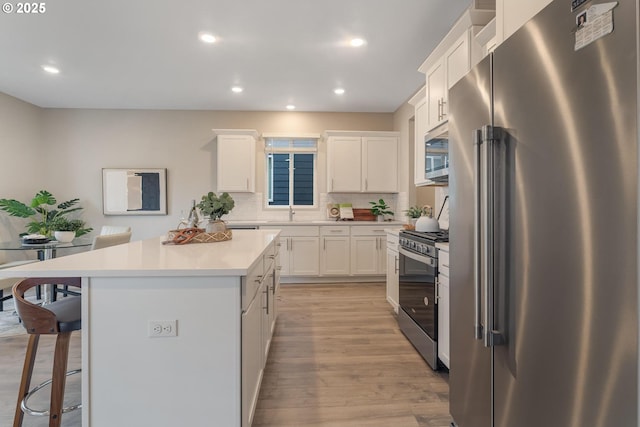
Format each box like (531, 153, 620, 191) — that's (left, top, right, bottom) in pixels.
(418, 8, 494, 132)
(213, 129, 259, 193)
(446, 31, 472, 90)
(426, 60, 447, 130)
(325, 131, 399, 193)
(362, 136, 398, 193)
(409, 87, 428, 186)
(326, 136, 362, 192)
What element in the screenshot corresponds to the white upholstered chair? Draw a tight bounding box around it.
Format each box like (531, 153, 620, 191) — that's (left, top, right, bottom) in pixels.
(91, 232, 132, 250)
(99, 225, 132, 236)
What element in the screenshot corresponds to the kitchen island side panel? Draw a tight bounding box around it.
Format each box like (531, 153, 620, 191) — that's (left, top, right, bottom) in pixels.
(83, 275, 241, 427)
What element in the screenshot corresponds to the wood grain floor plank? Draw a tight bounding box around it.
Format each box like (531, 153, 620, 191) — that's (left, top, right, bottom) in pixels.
(253, 283, 451, 427)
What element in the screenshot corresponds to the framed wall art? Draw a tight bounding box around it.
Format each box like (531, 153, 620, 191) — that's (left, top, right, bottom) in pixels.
(102, 168, 167, 215)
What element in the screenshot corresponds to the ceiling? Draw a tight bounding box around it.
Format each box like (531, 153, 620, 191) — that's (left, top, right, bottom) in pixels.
(0, 0, 472, 113)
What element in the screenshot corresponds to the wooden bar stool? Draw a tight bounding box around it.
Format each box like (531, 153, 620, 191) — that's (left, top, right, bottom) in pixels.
(12, 277, 82, 427)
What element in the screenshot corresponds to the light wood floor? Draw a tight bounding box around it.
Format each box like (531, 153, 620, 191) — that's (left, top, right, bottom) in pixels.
(0, 283, 450, 426)
(252, 283, 451, 427)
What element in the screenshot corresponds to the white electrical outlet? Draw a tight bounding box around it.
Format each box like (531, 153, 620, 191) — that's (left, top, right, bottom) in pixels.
(148, 320, 177, 337)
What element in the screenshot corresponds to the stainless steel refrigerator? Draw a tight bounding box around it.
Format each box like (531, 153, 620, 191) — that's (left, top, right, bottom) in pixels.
(448, 0, 638, 426)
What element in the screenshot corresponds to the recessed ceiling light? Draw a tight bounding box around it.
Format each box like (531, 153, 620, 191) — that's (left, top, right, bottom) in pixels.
(42, 65, 60, 74)
(334, 88, 345, 95)
(350, 38, 365, 47)
(198, 32, 217, 44)
(286, 104, 296, 110)
(231, 86, 243, 93)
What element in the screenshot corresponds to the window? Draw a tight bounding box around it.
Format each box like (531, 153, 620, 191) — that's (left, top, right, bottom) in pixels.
(265, 137, 317, 207)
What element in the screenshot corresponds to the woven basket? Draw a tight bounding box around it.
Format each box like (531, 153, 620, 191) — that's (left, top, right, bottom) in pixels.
(165, 228, 232, 244)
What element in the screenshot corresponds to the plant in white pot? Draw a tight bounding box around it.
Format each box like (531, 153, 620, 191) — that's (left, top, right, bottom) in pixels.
(0, 190, 92, 237)
(50, 217, 92, 242)
(369, 199, 394, 222)
(404, 205, 428, 227)
(197, 192, 235, 233)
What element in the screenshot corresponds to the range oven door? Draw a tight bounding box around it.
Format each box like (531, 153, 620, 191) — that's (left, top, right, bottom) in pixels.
(398, 247, 437, 340)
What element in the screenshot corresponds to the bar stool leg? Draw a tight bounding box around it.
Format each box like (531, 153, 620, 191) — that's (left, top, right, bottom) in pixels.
(14, 334, 40, 427)
(49, 332, 71, 427)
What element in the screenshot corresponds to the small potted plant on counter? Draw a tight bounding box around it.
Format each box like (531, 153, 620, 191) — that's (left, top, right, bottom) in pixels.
(404, 205, 428, 228)
(50, 217, 92, 242)
(197, 192, 235, 233)
(369, 198, 394, 222)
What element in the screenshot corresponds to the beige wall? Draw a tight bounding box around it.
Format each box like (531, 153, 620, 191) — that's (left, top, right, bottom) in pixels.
(0, 92, 401, 240)
(0, 93, 44, 261)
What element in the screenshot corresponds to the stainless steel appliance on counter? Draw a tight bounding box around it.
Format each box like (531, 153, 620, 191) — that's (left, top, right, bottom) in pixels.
(448, 1, 637, 426)
(398, 229, 449, 370)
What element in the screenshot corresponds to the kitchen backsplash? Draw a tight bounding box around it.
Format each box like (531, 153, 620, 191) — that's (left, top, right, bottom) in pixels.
(223, 192, 409, 222)
(435, 187, 449, 230)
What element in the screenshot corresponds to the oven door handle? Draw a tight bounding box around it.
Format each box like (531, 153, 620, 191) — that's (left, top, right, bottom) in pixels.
(399, 247, 436, 267)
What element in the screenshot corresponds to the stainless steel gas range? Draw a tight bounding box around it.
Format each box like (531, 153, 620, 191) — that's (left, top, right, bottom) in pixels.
(397, 229, 449, 370)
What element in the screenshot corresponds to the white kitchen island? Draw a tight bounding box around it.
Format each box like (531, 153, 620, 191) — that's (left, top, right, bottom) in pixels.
(0, 229, 281, 427)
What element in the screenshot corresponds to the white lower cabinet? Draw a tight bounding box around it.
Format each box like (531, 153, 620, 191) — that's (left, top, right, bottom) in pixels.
(385, 232, 399, 312)
(241, 276, 266, 427)
(260, 224, 398, 279)
(242, 243, 279, 427)
(437, 245, 450, 369)
(320, 226, 350, 276)
(263, 227, 319, 277)
(288, 237, 320, 275)
(350, 226, 387, 275)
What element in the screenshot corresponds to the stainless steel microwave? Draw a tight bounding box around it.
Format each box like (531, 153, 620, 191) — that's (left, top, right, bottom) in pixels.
(424, 123, 449, 183)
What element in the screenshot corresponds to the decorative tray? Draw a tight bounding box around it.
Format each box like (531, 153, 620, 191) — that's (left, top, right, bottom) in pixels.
(164, 228, 233, 245)
(21, 234, 51, 244)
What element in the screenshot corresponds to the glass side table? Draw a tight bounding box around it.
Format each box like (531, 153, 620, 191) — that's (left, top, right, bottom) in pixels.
(0, 238, 92, 304)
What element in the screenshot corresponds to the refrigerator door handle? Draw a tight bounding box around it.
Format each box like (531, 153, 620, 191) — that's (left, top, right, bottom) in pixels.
(482, 125, 495, 348)
(473, 128, 484, 341)
(480, 125, 506, 348)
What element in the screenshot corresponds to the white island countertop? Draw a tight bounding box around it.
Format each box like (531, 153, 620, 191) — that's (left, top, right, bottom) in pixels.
(0, 229, 280, 278)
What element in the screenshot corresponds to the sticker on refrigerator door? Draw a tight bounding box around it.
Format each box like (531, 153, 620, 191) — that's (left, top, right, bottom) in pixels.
(574, 2, 618, 51)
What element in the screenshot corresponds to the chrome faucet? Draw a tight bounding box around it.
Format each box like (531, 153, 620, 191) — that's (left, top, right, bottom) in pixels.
(289, 205, 295, 222)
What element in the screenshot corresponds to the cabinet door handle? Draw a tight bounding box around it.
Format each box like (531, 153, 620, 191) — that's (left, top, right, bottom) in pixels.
(394, 255, 399, 273)
(263, 286, 269, 314)
(365, 178, 368, 191)
(323, 239, 326, 250)
(441, 99, 447, 120)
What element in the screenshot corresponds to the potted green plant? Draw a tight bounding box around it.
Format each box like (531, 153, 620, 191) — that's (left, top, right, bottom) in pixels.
(369, 198, 394, 222)
(50, 217, 92, 242)
(404, 205, 428, 226)
(197, 192, 235, 232)
(0, 190, 92, 237)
